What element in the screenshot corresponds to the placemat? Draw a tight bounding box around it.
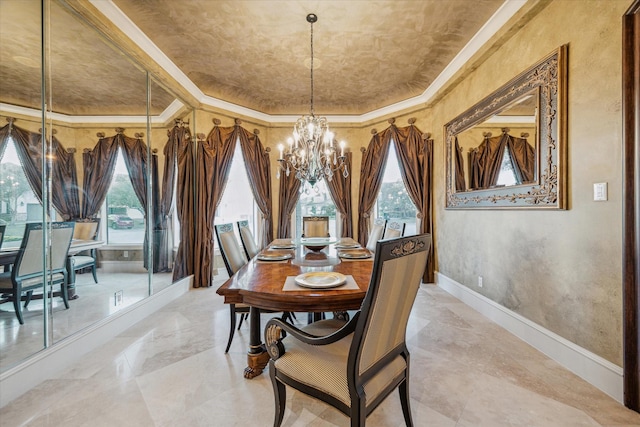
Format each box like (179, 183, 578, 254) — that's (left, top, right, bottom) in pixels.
(283, 274, 360, 291)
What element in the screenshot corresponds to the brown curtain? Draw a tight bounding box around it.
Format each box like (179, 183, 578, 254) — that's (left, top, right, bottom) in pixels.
(172, 129, 195, 282)
(0, 122, 80, 220)
(507, 135, 536, 184)
(326, 151, 353, 237)
(277, 166, 301, 238)
(193, 124, 237, 288)
(468, 134, 508, 189)
(159, 123, 191, 274)
(454, 137, 466, 192)
(81, 135, 120, 218)
(238, 129, 274, 247)
(392, 126, 434, 282)
(357, 130, 392, 246)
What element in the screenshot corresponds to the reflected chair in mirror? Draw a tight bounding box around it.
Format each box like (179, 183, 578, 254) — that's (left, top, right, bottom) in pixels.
(68, 218, 100, 284)
(237, 220, 260, 260)
(215, 223, 250, 353)
(265, 234, 431, 427)
(0, 224, 5, 247)
(0, 222, 75, 324)
(365, 218, 387, 253)
(382, 221, 406, 239)
(302, 216, 330, 237)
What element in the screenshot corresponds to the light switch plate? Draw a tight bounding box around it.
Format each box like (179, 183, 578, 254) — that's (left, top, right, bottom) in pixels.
(593, 182, 608, 201)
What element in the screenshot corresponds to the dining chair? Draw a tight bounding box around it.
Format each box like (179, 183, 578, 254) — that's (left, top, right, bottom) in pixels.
(237, 220, 260, 260)
(365, 218, 387, 253)
(0, 222, 75, 325)
(265, 233, 431, 427)
(382, 221, 405, 239)
(215, 223, 250, 353)
(302, 216, 330, 237)
(68, 218, 100, 284)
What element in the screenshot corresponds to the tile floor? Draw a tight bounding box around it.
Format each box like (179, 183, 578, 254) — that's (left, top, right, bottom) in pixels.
(1, 280, 639, 426)
(0, 270, 173, 371)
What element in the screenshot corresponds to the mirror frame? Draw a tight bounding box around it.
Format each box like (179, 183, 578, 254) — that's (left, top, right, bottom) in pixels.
(445, 45, 568, 209)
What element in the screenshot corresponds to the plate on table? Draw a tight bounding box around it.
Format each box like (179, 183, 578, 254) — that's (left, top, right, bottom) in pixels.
(294, 272, 347, 289)
(270, 244, 296, 249)
(338, 249, 372, 259)
(335, 242, 361, 249)
(257, 251, 293, 261)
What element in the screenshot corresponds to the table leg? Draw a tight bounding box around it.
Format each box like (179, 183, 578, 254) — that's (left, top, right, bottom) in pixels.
(244, 306, 269, 379)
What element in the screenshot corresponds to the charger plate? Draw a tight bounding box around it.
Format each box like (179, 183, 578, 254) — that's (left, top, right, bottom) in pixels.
(294, 272, 347, 289)
(338, 249, 372, 259)
(257, 251, 293, 261)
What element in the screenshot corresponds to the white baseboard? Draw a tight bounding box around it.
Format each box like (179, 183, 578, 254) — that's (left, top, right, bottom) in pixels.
(435, 272, 623, 403)
(0, 276, 192, 408)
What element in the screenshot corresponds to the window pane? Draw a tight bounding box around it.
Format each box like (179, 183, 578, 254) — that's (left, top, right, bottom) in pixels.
(215, 141, 256, 244)
(295, 180, 337, 237)
(376, 144, 417, 235)
(0, 137, 41, 248)
(105, 149, 145, 244)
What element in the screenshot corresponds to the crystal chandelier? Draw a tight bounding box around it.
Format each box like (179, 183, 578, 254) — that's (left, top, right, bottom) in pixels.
(277, 13, 348, 191)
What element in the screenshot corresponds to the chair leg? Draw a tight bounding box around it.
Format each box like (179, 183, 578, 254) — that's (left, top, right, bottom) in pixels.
(399, 378, 414, 427)
(225, 304, 238, 353)
(23, 290, 33, 308)
(238, 312, 247, 330)
(270, 363, 286, 427)
(61, 280, 70, 309)
(91, 264, 98, 283)
(13, 293, 24, 325)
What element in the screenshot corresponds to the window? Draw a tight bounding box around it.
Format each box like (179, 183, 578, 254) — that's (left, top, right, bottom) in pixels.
(0, 138, 41, 248)
(375, 143, 417, 235)
(496, 148, 518, 187)
(104, 149, 145, 244)
(295, 180, 337, 237)
(215, 141, 257, 245)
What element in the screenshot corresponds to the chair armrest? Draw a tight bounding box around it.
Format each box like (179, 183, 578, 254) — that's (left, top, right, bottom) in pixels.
(264, 312, 360, 360)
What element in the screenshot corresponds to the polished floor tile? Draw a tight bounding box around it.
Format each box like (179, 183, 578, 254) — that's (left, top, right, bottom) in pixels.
(1, 281, 639, 426)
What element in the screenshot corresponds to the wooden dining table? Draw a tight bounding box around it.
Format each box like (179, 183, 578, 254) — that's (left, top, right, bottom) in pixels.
(216, 239, 375, 379)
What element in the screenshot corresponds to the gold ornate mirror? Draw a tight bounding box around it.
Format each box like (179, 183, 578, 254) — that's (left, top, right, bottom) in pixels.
(445, 45, 567, 209)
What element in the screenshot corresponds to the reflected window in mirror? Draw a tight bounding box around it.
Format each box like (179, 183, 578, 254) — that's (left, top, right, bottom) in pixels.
(215, 140, 258, 246)
(104, 148, 145, 244)
(295, 179, 337, 237)
(0, 137, 42, 248)
(374, 143, 417, 236)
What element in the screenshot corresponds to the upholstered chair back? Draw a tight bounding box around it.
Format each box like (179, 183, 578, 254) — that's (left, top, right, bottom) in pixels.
(237, 220, 260, 259)
(382, 221, 405, 239)
(365, 218, 387, 253)
(73, 219, 100, 241)
(302, 216, 329, 238)
(15, 222, 74, 278)
(215, 223, 248, 276)
(353, 234, 430, 379)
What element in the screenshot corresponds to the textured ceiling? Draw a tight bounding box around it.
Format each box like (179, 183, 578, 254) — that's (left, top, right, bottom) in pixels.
(0, 0, 505, 117)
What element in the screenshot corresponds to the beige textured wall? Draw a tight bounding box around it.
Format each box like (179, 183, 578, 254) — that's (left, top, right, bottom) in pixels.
(431, 0, 628, 365)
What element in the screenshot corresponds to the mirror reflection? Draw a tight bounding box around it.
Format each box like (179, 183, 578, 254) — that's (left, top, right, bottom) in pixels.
(0, 0, 191, 372)
(445, 45, 567, 209)
(453, 90, 538, 192)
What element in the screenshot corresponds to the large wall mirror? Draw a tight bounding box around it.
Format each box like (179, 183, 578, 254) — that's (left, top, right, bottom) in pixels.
(445, 45, 567, 209)
(0, 0, 192, 372)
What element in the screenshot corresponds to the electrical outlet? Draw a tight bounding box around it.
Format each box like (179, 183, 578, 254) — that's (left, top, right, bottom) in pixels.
(114, 290, 123, 306)
(123, 250, 129, 258)
(478, 276, 483, 287)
